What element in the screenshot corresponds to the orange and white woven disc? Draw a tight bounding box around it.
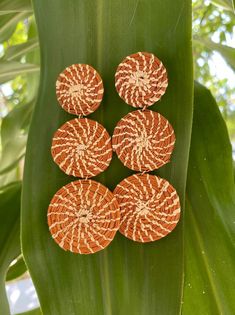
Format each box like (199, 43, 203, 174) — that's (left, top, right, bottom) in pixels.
(56, 64, 104, 116)
(48, 180, 120, 254)
(115, 52, 168, 108)
(114, 173, 180, 242)
(51, 118, 112, 178)
(112, 110, 175, 172)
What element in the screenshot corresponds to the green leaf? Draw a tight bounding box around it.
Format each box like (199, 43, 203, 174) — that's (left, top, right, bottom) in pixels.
(22, 0, 193, 314)
(0, 61, 39, 84)
(6, 256, 27, 281)
(25, 18, 40, 102)
(182, 82, 235, 314)
(0, 182, 21, 315)
(2, 38, 39, 61)
(211, 0, 235, 11)
(194, 37, 235, 71)
(0, 12, 29, 41)
(0, 0, 32, 15)
(0, 101, 34, 176)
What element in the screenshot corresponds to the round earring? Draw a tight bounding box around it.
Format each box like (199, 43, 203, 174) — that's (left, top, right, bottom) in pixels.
(113, 52, 181, 243)
(112, 109, 175, 172)
(48, 179, 120, 254)
(56, 64, 104, 116)
(115, 52, 168, 108)
(113, 173, 180, 242)
(48, 64, 120, 254)
(51, 118, 112, 178)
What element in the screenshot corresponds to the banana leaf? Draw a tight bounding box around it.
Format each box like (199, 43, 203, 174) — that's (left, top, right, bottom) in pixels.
(182, 82, 235, 314)
(0, 182, 21, 315)
(21, 0, 193, 314)
(25, 17, 40, 103)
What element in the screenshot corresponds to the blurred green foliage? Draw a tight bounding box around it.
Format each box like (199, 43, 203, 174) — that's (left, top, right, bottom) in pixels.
(0, 18, 36, 115)
(0, 16, 39, 186)
(193, 0, 235, 140)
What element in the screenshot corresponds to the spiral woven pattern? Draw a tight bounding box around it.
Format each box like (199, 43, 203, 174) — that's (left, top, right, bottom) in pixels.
(114, 173, 180, 243)
(48, 180, 120, 254)
(56, 64, 104, 116)
(112, 110, 175, 172)
(115, 52, 168, 108)
(51, 118, 112, 178)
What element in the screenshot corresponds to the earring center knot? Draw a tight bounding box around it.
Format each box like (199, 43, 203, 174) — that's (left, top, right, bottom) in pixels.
(135, 133, 151, 155)
(136, 200, 151, 215)
(76, 144, 86, 157)
(77, 208, 92, 223)
(129, 70, 150, 88)
(69, 84, 85, 97)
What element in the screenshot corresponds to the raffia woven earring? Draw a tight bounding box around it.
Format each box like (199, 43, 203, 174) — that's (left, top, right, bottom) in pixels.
(115, 51, 168, 108)
(56, 64, 104, 116)
(114, 173, 180, 242)
(48, 64, 120, 254)
(113, 52, 181, 243)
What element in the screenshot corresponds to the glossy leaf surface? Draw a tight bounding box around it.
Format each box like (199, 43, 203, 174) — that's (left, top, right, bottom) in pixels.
(183, 82, 235, 314)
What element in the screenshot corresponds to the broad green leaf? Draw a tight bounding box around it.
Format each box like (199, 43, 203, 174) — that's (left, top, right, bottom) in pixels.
(211, 0, 235, 11)
(195, 37, 235, 71)
(0, 182, 21, 315)
(2, 38, 39, 61)
(0, 0, 32, 15)
(0, 12, 29, 42)
(182, 82, 235, 314)
(6, 256, 27, 281)
(0, 101, 33, 176)
(22, 0, 193, 314)
(0, 61, 39, 84)
(25, 17, 40, 102)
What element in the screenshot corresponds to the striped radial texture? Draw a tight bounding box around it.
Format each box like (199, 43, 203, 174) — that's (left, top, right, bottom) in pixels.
(47, 180, 120, 254)
(51, 118, 112, 178)
(114, 173, 181, 242)
(115, 52, 168, 108)
(56, 64, 104, 116)
(112, 109, 175, 172)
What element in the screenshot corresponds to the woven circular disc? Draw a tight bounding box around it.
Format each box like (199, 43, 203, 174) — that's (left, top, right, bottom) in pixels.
(51, 118, 112, 178)
(115, 52, 168, 108)
(56, 64, 104, 116)
(48, 180, 120, 254)
(112, 110, 175, 172)
(114, 173, 180, 243)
